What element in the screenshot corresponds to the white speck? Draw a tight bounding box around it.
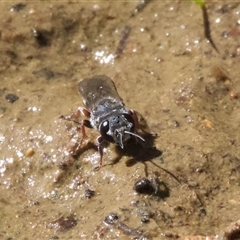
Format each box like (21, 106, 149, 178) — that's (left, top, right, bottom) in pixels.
(0, 158, 13, 175)
(45, 135, 53, 143)
(215, 18, 221, 23)
(0, 135, 5, 143)
(0, 160, 6, 174)
(7, 157, 13, 164)
(28, 106, 41, 112)
(80, 44, 86, 50)
(16, 150, 23, 158)
(29, 8, 35, 14)
(103, 171, 116, 181)
(93, 4, 99, 10)
(94, 50, 114, 65)
(28, 176, 35, 187)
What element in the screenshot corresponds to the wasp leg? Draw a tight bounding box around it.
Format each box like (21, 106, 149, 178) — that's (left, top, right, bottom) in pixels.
(66, 119, 93, 157)
(129, 110, 139, 130)
(60, 108, 93, 157)
(79, 119, 92, 138)
(76, 119, 92, 147)
(79, 107, 91, 118)
(94, 136, 104, 171)
(59, 107, 91, 123)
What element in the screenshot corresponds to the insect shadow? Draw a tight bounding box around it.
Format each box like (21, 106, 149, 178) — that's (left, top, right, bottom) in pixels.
(114, 131, 162, 167)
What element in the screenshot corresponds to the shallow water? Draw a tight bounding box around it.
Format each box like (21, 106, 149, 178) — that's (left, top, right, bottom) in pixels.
(1, 1, 240, 239)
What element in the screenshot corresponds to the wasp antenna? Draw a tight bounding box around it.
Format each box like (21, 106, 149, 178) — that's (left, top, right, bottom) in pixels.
(124, 131, 145, 142)
(119, 133, 124, 149)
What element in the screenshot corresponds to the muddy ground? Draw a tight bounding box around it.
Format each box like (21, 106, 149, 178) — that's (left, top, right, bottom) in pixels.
(1, 1, 240, 239)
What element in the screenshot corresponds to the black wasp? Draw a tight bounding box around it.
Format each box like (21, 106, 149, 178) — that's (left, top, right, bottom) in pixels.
(71, 75, 145, 168)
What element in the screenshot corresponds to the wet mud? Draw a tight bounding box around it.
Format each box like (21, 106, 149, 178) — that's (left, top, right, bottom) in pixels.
(1, 1, 240, 239)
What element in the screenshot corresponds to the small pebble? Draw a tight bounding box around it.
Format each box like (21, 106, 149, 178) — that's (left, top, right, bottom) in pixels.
(25, 148, 35, 157)
(230, 91, 238, 99)
(104, 213, 119, 225)
(5, 93, 19, 103)
(202, 119, 213, 129)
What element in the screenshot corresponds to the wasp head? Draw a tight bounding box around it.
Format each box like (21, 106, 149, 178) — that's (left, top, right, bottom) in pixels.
(99, 113, 144, 148)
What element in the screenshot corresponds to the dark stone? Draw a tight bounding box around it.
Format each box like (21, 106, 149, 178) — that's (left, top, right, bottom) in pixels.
(32, 29, 51, 47)
(32, 67, 54, 80)
(49, 214, 77, 232)
(84, 189, 95, 199)
(10, 3, 26, 12)
(5, 94, 19, 103)
(134, 178, 155, 195)
(104, 213, 119, 225)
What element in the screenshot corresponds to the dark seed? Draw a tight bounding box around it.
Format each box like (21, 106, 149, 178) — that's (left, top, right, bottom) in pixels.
(134, 178, 155, 195)
(10, 3, 26, 12)
(84, 189, 95, 199)
(58, 162, 68, 170)
(32, 29, 51, 47)
(141, 217, 150, 223)
(33, 201, 40, 206)
(5, 93, 19, 103)
(199, 208, 207, 215)
(174, 120, 180, 128)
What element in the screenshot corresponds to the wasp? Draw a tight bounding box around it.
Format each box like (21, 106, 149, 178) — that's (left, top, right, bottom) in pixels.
(64, 75, 145, 168)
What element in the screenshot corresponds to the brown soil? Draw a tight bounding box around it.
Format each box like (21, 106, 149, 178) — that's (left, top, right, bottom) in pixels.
(1, 1, 240, 239)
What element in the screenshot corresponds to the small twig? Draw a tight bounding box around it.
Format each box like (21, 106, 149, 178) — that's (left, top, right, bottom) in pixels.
(202, 5, 219, 54)
(115, 26, 131, 57)
(131, 0, 153, 17)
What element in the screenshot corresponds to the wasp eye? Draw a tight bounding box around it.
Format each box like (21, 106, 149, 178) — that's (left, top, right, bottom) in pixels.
(100, 120, 109, 135)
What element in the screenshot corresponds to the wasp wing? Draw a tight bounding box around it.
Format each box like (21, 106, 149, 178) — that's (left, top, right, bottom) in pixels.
(78, 75, 122, 111)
